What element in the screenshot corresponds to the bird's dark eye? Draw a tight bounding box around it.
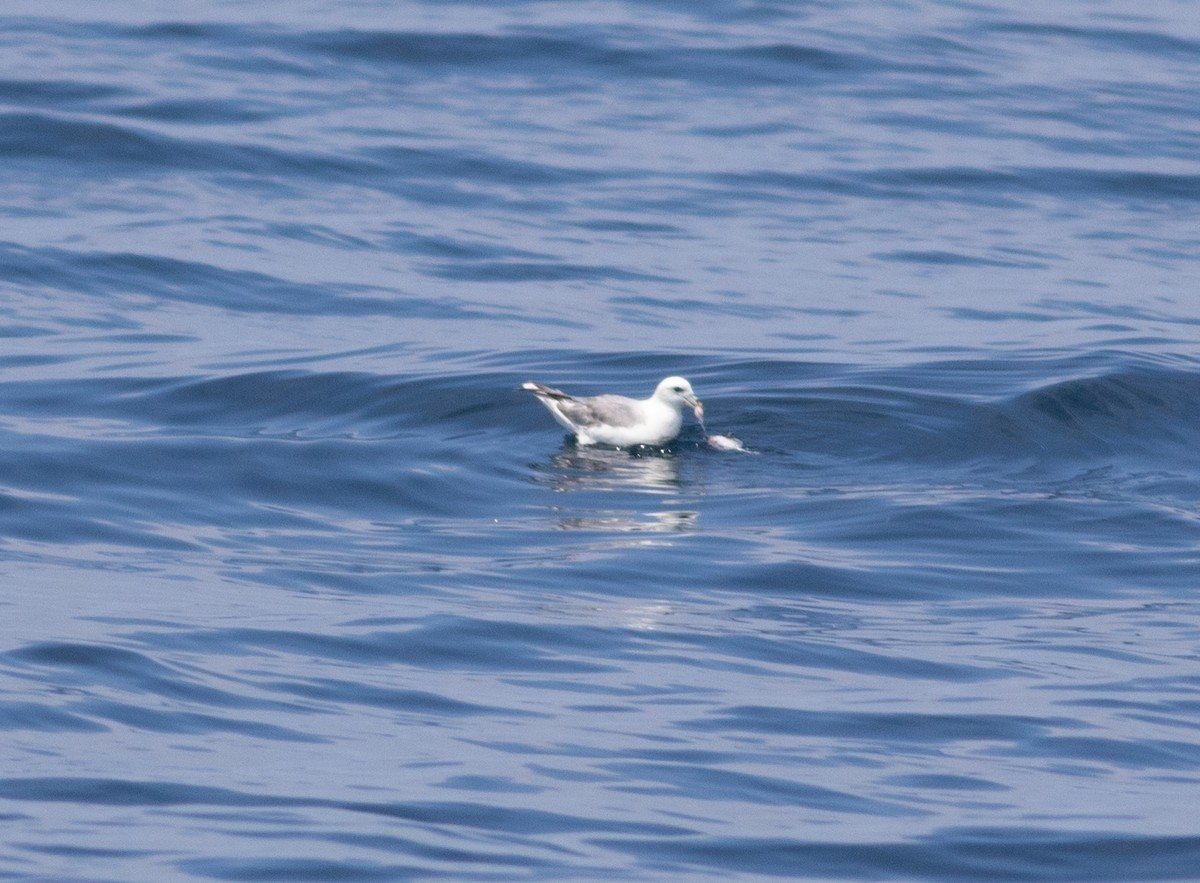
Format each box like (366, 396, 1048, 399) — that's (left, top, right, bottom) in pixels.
(673, 386, 684, 393)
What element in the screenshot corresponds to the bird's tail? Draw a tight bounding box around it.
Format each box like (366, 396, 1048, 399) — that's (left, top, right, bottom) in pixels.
(519, 381, 570, 400)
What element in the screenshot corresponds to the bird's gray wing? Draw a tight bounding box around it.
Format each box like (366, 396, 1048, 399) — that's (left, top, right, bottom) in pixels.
(567, 394, 640, 428)
(523, 383, 640, 428)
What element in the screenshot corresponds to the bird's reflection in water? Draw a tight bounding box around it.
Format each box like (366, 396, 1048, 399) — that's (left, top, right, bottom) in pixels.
(539, 445, 682, 493)
(530, 443, 701, 533)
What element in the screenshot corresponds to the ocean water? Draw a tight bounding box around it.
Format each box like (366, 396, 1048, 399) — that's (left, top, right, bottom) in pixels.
(2, 0, 1199, 879)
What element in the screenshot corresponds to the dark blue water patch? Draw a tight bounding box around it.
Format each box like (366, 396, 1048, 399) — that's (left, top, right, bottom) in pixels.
(1006, 735, 1200, 771)
(300, 27, 876, 88)
(0, 702, 109, 734)
(726, 166, 1200, 207)
(440, 775, 543, 796)
(426, 260, 679, 284)
(304, 29, 615, 69)
(724, 42, 879, 80)
(940, 307, 1060, 323)
(1019, 167, 1200, 204)
(0, 353, 84, 371)
(874, 249, 1051, 269)
(0, 78, 130, 108)
(363, 144, 604, 190)
(691, 120, 802, 138)
(882, 773, 1009, 792)
(571, 218, 689, 236)
(601, 761, 920, 816)
(113, 98, 283, 124)
(91, 332, 202, 345)
(0, 323, 52, 338)
(1041, 169, 1200, 203)
(593, 828, 1200, 881)
(0, 776, 297, 807)
(0, 112, 375, 180)
(381, 228, 552, 262)
(181, 857, 419, 882)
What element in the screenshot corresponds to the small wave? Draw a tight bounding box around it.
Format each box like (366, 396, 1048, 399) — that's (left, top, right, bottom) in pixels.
(1000, 367, 1200, 460)
(703, 357, 1200, 473)
(0, 241, 570, 321)
(303, 28, 874, 87)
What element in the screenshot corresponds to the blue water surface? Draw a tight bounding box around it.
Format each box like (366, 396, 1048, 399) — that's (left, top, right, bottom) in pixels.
(2, 0, 1199, 880)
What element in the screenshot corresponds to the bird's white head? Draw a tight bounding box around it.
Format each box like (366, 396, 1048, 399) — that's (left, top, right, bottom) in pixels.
(654, 376, 700, 411)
